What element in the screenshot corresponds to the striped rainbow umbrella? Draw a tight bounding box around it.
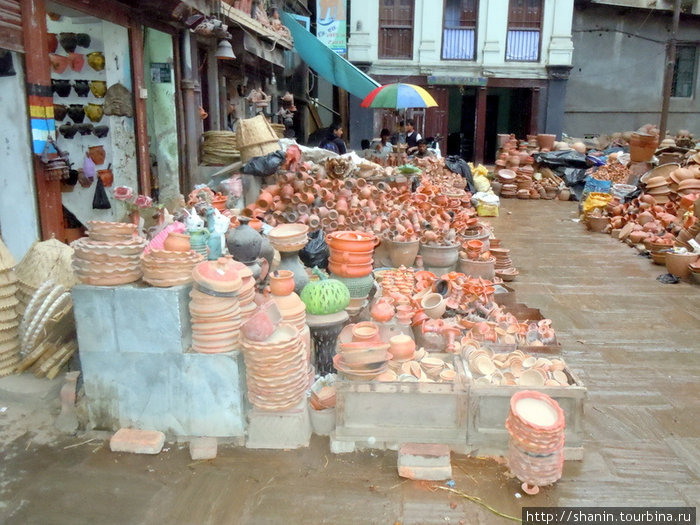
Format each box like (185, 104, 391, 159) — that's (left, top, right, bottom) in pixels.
(360, 83, 438, 109)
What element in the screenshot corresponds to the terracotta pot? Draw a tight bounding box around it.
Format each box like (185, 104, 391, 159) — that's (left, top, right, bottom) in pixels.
(421, 293, 446, 319)
(351, 322, 381, 343)
(386, 238, 420, 267)
(163, 232, 191, 252)
(536, 134, 556, 150)
(629, 133, 658, 162)
(586, 216, 610, 233)
(269, 270, 295, 296)
(88, 145, 106, 165)
(389, 334, 416, 360)
(370, 298, 395, 323)
(97, 168, 113, 187)
(665, 251, 699, 279)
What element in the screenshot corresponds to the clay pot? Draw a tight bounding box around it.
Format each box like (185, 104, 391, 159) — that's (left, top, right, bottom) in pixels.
(421, 293, 446, 319)
(536, 134, 556, 150)
(629, 133, 658, 162)
(67, 104, 85, 123)
(73, 79, 90, 97)
(386, 239, 420, 267)
(49, 53, 70, 74)
(558, 189, 571, 201)
(370, 298, 395, 323)
(53, 104, 68, 121)
(47, 33, 58, 54)
(351, 322, 381, 343)
(58, 124, 77, 139)
(52, 79, 72, 97)
(665, 252, 699, 279)
(586, 216, 609, 233)
(59, 32, 77, 53)
(85, 103, 103, 122)
(269, 270, 295, 296)
(97, 168, 113, 187)
(93, 125, 109, 138)
(88, 145, 106, 165)
(389, 334, 415, 361)
(89, 80, 107, 98)
(76, 33, 91, 48)
(163, 232, 191, 252)
(419, 243, 459, 271)
(87, 51, 105, 71)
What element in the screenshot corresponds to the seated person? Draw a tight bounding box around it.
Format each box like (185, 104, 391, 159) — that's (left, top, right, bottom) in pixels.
(374, 128, 393, 156)
(411, 139, 434, 159)
(358, 139, 373, 159)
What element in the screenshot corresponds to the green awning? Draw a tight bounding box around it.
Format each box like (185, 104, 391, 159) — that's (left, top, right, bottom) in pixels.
(281, 11, 380, 99)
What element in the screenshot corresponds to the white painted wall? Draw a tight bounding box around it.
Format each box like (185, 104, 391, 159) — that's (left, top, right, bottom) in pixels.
(48, 15, 138, 224)
(0, 53, 41, 261)
(348, 0, 574, 79)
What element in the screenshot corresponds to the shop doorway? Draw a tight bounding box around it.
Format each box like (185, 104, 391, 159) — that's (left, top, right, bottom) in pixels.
(483, 87, 533, 163)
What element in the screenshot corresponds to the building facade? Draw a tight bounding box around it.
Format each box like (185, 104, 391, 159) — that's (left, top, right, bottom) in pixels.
(347, 0, 575, 162)
(564, 0, 700, 137)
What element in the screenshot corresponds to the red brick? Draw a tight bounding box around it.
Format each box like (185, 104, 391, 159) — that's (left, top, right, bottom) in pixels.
(110, 428, 165, 455)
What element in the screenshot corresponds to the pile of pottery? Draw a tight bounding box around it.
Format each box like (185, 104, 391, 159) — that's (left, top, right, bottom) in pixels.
(496, 169, 518, 198)
(385, 348, 457, 383)
(515, 166, 535, 199)
(327, 231, 377, 314)
(664, 248, 699, 281)
(491, 247, 518, 281)
(667, 165, 700, 195)
(458, 239, 496, 280)
(71, 221, 147, 286)
(506, 390, 566, 495)
(0, 239, 20, 376)
(141, 249, 204, 287)
(334, 321, 391, 381)
(189, 258, 243, 353)
(464, 346, 569, 387)
(241, 324, 308, 410)
(460, 317, 557, 348)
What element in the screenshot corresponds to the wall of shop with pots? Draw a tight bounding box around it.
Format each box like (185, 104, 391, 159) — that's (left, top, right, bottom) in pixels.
(48, 9, 138, 224)
(0, 52, 41, 260)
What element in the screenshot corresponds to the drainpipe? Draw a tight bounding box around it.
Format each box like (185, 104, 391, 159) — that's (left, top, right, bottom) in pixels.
(180, 30, 199, 185)
(659, 0, 681, 140)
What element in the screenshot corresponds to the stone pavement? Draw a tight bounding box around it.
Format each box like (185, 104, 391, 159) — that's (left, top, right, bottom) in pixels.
(0, 200, 698, 525)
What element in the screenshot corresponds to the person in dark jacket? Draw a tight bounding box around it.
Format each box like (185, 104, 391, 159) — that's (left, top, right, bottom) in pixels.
(319, 122, 347, 154)
(405, 119, 422, 154)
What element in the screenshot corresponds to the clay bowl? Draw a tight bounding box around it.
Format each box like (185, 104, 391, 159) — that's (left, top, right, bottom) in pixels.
(421, 292, 446, 319)
(665, 251, 699, 279)
(350, 322, 381, 343)
(388, 334, 416, 361)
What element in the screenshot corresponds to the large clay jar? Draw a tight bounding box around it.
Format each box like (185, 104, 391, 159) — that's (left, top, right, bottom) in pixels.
(419, 243, 460, 272)
(536, 134, 556, 150)
(387, 238, 420, 267)
(226, 217, 262, 263)
(665, 252, 699, 279)
(629, 133, 658, 162)
(163, 232, 191, 252)
(269, 270, 295, 296)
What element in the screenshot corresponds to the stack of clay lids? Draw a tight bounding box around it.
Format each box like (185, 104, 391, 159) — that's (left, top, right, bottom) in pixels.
(141, 250, 204, 287)
(223, 259, 256, 320)
(491, 247, 518, 281)
(498, 169, 518, 198)
(268, 224, 309, 253)
(190, 258, 243, 354)
(270, 292, 306, 333)
(72, 221, 146, 286)
(241, 324, 308, 411)
(676, 178, 700, 196)
(668, 166, 696, 191)
(643, 175, 671, 203)
(0, 238, 20, 375)
(14, 238, 78, 316)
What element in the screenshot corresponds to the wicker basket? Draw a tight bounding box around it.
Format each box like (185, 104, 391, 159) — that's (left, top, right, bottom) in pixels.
(236, 115, 281, 163)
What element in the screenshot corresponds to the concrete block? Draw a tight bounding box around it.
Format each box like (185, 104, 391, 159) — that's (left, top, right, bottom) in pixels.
(113, 283, 192, 353)
(329, 432, 356, 454)
(71, 285, 119, 354)
(246, 399, 311, 449)
(110, 428, 165, 454)
(189, 437, 218, 460)
(81, 351, 246, 437)
(398, 443, 452, 481)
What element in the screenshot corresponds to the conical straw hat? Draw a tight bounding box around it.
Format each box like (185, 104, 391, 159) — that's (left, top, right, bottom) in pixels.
(15, 239, 79, 289)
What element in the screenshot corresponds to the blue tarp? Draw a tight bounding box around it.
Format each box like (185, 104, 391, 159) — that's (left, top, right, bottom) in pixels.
(281, 11, 380, 99)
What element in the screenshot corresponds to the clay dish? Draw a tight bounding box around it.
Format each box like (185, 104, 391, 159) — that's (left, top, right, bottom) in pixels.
(552, 370, 569, 385)
(519, 369, 545, 387)
(474, 356, 495, 376)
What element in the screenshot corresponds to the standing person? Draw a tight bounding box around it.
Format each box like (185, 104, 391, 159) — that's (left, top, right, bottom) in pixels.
(374, 128, 393, 156)
(319, 122, 347, 154)
(391, 120, 405, 145)
(405, 119, 422, 154)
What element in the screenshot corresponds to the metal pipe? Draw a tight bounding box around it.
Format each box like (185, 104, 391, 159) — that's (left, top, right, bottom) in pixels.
(180, 30, 200, 183)
(659, 0, 682, 140)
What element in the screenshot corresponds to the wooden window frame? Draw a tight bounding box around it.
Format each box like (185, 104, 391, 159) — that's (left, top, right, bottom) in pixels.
(671, 43, 697, 99)
(505, 0, 543, 63)
(378, 0, 414, 60)
(441, 0, 478, 61)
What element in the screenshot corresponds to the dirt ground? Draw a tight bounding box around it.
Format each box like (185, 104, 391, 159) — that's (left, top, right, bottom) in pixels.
(1, 200, 699, 525)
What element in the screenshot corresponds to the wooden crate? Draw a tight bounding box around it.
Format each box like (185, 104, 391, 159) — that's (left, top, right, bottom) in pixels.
(464, 363, 586, 460)
(334, 354, 469, 448)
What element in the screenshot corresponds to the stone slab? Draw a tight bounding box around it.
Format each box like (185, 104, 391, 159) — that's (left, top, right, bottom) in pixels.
(81, 350, 246, 438)
(397, 443, 453, 480)
(246, 399, 311, 449)
(72, 283, 192, 354)
(110, 428, 165, 454)
(189, 437, 218, 460)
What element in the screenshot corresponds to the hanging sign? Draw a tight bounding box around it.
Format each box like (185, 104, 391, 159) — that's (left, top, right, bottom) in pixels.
(316, 0, 347, 56)
(150, 63, 172, 83)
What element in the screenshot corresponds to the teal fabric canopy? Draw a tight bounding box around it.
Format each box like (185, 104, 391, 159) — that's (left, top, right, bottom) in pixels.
(281, 11, 380, 99)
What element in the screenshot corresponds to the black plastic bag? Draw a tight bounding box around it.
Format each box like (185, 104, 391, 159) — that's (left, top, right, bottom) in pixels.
(299, 229, 329, 270)
(241, 150, 286, 176)
(444, 155, 476, 193)
(533, 150, 591, 169)
(92, 177, 111, 209)
(561, 168, 588, 201)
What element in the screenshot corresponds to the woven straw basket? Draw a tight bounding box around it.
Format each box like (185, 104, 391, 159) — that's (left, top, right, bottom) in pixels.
(236, 115, 281, 163)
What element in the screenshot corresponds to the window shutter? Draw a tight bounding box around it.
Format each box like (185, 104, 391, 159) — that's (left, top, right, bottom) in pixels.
(0, 0, 24, 53)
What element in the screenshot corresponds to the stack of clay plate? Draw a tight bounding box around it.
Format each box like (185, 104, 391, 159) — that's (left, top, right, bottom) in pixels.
(643, 175, 671, 203)
(516, 168, 533, 199)
(667, 165, 696, 192)
(497, 169, 517, 198)
(676, 178, 700, 196)
(141, 250, 204, 287)
(228, 260, 256, 320)
(72, 221, 146, 285)
(241, 324, 308, 410)
(190, 258, 243, 353)
(270, 290, 306, 334)
(491, 247, 519, 281)
(268, 224, 309, 253)
(506, 390, 566, 495)
(0, 239, 20, 375)
(333, 340, 391, 381)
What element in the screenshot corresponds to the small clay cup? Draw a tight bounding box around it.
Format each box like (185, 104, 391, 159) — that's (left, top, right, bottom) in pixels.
(73, 80, 90, 97)
(98, 168, 113, 187)
(75, 123, 94, 136)
(52, 79, 72, 97)
(76, 33, 91, 48)
(88, 145, 106, 165)
(93, 125, 109, 138)
(89, 80, 106, 98)
(53, 104, 68, 121)
(67, 104, 85, 123)
(58, 124, 78, 139)
(85, 103, 103, 123)
(59, 32, 77, 53)
(47, 33, 58, 54)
